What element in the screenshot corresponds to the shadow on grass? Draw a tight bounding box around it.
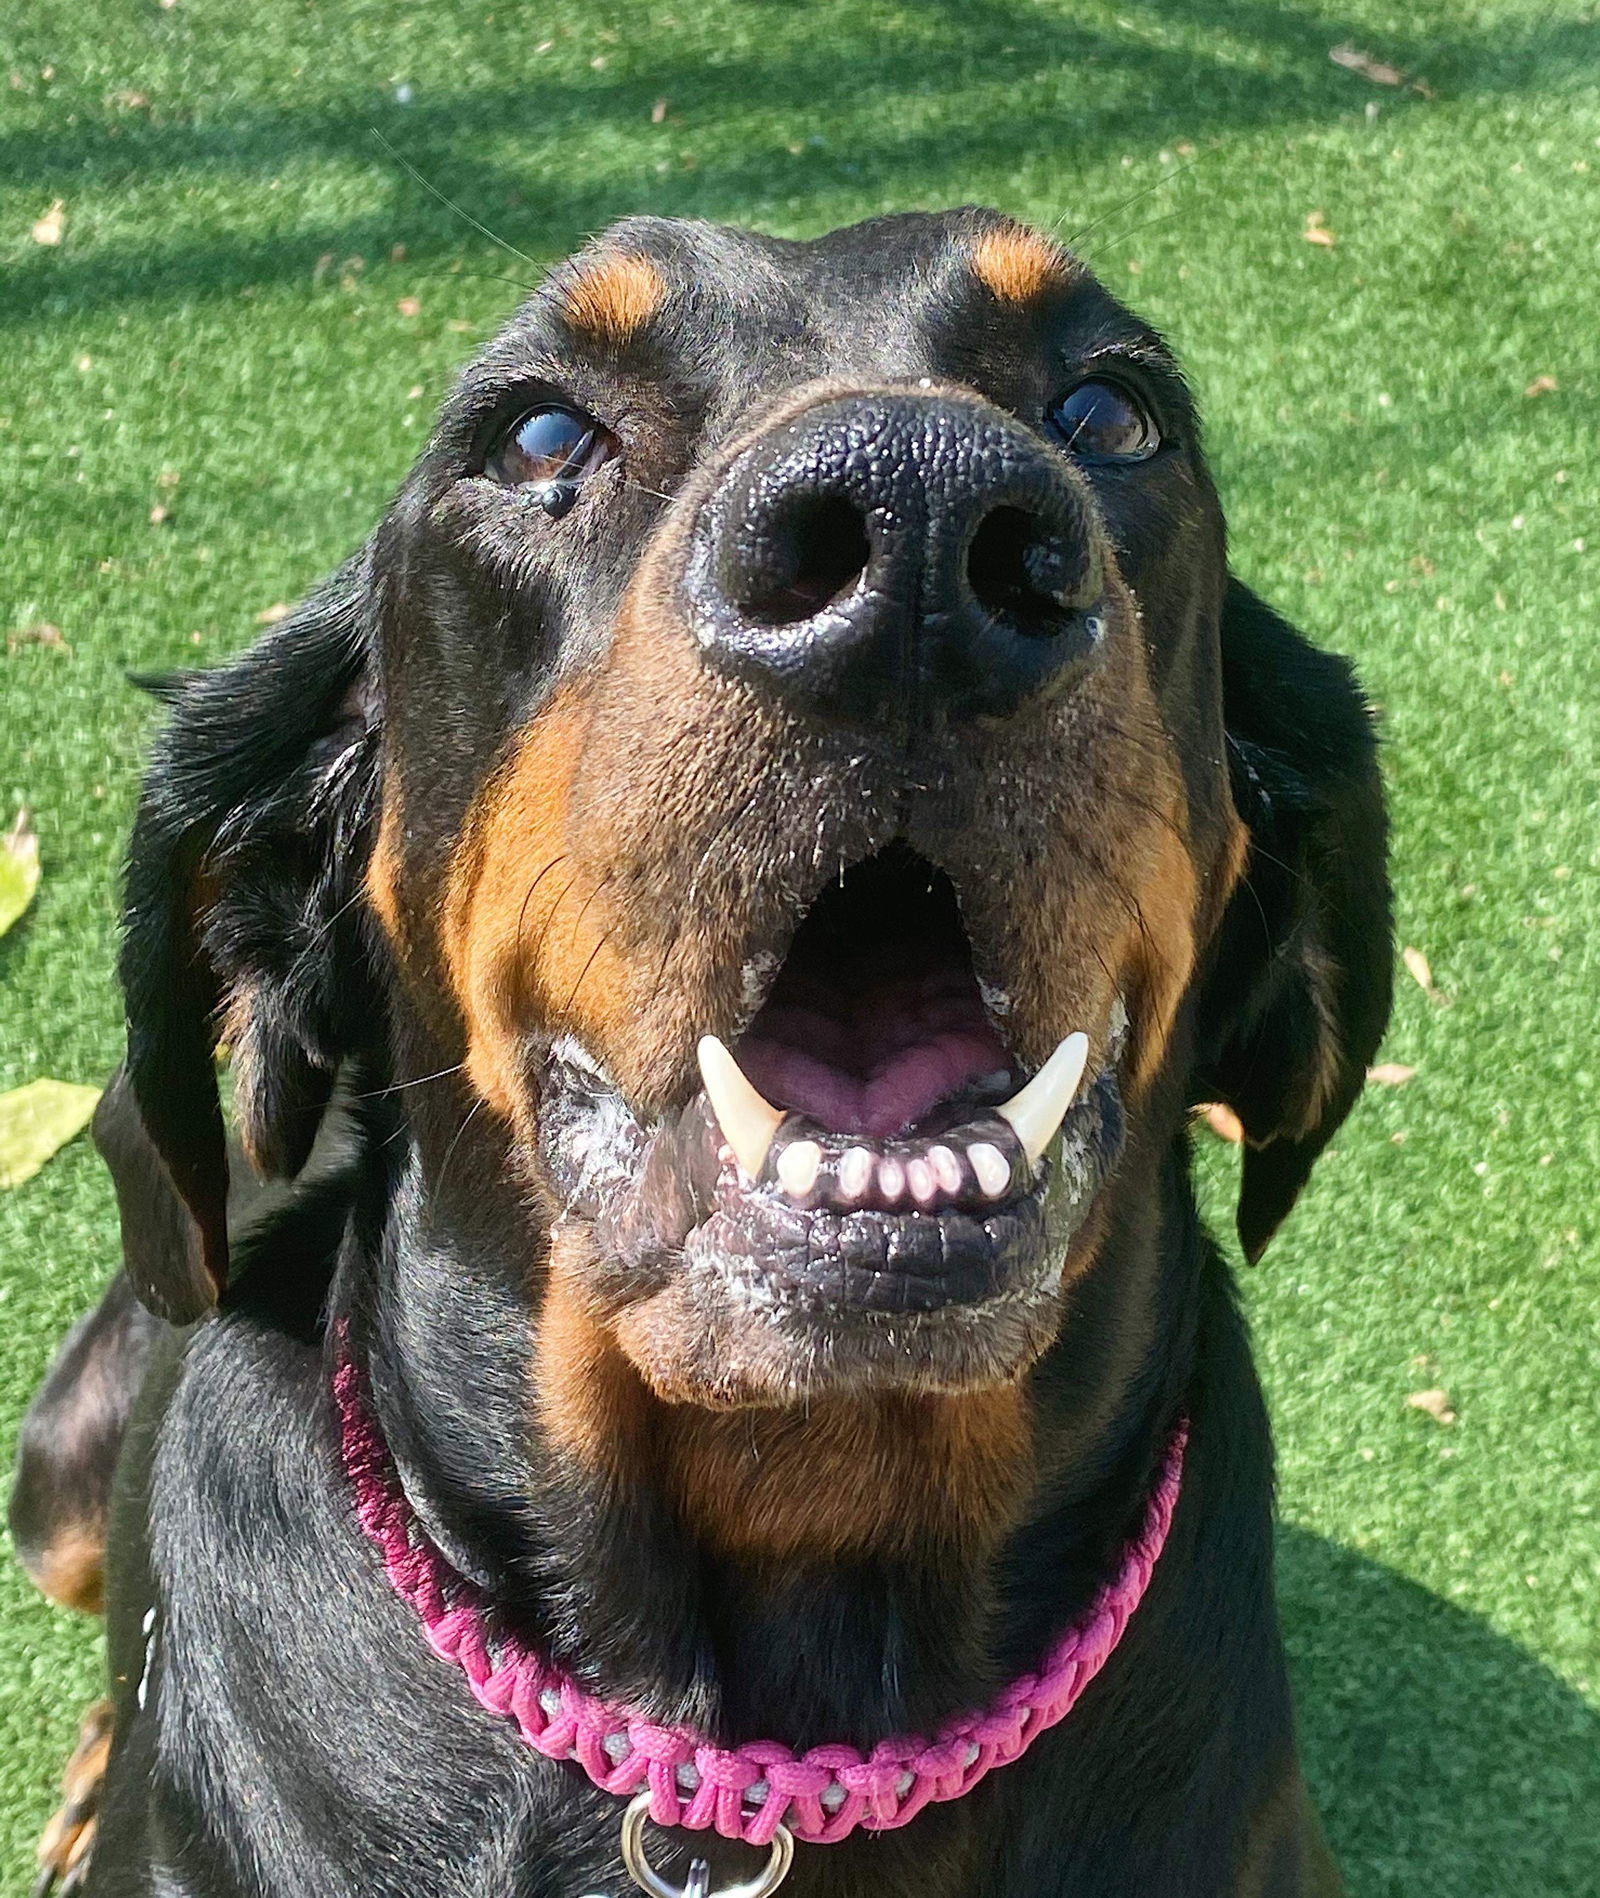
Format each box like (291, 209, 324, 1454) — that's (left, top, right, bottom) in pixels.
(5, 1, 1594, 327)
(1281, 1527, 1600, 1896)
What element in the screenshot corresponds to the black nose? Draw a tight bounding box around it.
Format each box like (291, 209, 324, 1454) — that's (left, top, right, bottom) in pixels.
(685, 391, 1107, 729)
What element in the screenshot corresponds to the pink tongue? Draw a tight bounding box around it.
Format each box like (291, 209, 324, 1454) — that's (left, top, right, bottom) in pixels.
(735, 973, 1009, 1138)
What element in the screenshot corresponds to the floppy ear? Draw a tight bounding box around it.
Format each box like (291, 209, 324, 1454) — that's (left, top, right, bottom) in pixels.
(118, 553, 381, 1321)
(1193, 578, 1392, 1264)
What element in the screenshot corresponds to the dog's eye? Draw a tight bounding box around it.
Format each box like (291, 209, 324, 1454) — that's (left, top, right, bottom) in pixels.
(486, 404, 618, 488)
(1046, 380, 1160, 463)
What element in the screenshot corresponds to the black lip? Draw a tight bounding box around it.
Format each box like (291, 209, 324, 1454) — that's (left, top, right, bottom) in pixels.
(541, 1055, 1126, 1322)
(696, 1195, 1049, 1316)
(695, 1069, 1124, 1316)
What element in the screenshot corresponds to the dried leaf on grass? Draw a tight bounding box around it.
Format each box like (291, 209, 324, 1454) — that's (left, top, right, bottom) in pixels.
(0, 1079, 102, 1189)
(1329, 44, 1404, 86)
(1367, 1062, 1417, 1086)
(30, 199, 66, 245)
(1303, 210, 1337, 248)
(1401, 945, 1448, 1001)
(1406, 1387, 1457, 1425)
(1523, 374, 1559, 398)
(0, 810, 41, 937)
(6, 620, 67, 654)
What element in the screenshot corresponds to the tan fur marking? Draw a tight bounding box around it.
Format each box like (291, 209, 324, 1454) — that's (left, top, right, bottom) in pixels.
(561, 253, 667, 344)
(28, 1527, 106, 1616)
(35, 1698, 113, 1892)
(442, 690, 630, 1123)
(534, 1235, 653, 1471)
(662, 1383, 1033, 1563)
(536, 1228, 1034, 1560)
(1124, 807, 1204, 1097)
(969, 224, 1073, 305)
(365, 796, 406, 949)
(220, 981, 269, 1175)
(1223, 809, 1251, 911)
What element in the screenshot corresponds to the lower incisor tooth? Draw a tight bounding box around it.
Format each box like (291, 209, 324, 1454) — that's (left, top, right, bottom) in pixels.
(968, 1142, 1011, 1199)
(906, 1157, 938, 1204)
(877, 1157, 906, 1201)
(776, 1140, 822, 1200)
(838, 1147, 874, 1201)
(928, 1145, 963, 1194)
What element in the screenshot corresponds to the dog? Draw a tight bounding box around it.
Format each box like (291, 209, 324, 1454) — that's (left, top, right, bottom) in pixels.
(10, 208, 1390, 1897)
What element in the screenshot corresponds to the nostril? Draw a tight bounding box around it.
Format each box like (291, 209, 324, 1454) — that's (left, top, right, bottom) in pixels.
(734, 493, 871, 627)
(966, 505, 1091, 633)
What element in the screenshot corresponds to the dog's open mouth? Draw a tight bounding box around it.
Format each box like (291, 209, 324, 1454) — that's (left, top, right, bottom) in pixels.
(540, 846, 1126, 1354)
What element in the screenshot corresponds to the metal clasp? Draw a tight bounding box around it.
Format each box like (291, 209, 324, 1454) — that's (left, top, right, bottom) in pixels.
(618, 1792, 794, 1898)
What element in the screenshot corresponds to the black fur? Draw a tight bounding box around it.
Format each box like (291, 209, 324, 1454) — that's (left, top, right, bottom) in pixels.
(1197, 579, 1393, 1263)
(9, 1271, 160, 1615)
(19, 210, 1387, 1898)
(119, 557, 381, 1317)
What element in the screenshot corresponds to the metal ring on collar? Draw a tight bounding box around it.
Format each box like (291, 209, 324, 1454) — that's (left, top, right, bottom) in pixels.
(619, 1793, 795, 1898)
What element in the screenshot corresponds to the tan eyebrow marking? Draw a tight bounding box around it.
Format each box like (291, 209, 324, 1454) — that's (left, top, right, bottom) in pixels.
(560, 252, 667, 344)
(969, 224, 1073, 305)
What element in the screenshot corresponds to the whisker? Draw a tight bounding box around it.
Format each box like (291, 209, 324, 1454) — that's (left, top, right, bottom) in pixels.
(346, 1062, 466, 1101)
(436, 1096, 487, 1194)
(557, 873, 617, 1012)
(1084, 199, 1191, 264)
(1054, 148, 1207, 251)
(514, 854, 573, 963)
(370, 129, 540, 271)
(306, 883, 370, 946)
(528, 868, 589, 978)
(404, 264, 540, 298)
(565, 927, 615, 1015)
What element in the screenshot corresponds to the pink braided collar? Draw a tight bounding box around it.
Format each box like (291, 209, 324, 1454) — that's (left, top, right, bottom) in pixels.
(334, 1349, 1185, 1848)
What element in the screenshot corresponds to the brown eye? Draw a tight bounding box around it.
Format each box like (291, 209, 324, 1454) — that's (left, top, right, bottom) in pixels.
(1046, 379, 1160, 462)
(486, 404, 618, 487)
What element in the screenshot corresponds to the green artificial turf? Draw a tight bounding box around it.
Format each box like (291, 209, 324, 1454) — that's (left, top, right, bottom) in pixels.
(1, 0, 1595, 1889)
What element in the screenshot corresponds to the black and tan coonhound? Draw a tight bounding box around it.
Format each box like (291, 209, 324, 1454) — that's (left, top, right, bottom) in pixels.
(10, 208, 1390, 1898)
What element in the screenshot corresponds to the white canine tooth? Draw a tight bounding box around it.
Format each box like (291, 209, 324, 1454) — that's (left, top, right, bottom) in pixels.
(906, 1157, 938, 1205)
(929, 1144, 964, 1195)
(776, 1139, 822, 1200)
(838, 1147, 874, 1201)
(877, 1156, 906, 1201)
(968, 1141, 1012, 1199)
(996, 1032, 1090, 1167)
(696, 1035, 785, 1180)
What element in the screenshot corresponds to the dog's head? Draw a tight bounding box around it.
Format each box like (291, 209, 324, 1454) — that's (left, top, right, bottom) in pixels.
(120, 210, 1389, 1421)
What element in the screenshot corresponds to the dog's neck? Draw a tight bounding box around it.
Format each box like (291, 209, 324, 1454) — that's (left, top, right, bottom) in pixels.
(352, 1089, 1198, 1751)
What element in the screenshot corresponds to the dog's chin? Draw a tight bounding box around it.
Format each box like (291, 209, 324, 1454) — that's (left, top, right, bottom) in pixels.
(535, 849, 1128, 1406)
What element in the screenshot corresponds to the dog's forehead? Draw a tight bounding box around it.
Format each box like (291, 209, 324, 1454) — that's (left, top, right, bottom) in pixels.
(467, 211, 1156, 402)
(596, 209, 1078, 312)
